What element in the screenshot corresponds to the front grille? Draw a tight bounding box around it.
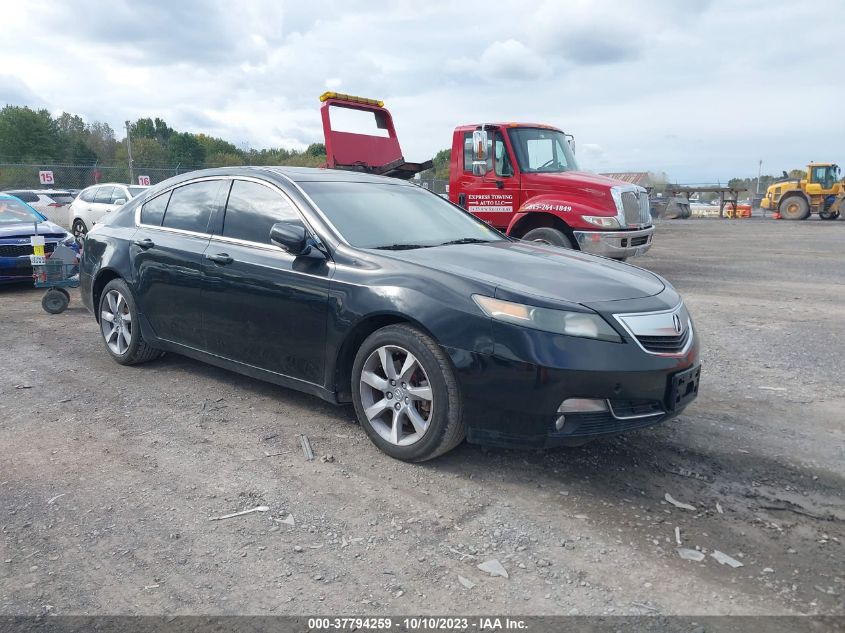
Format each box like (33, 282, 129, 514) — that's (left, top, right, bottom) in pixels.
(608, 399, 664, 418)
(621, 190, 651, 227)
(631, 235, 649, 247)
(636, 329, 690, 354)
(0, 243, 56, 257)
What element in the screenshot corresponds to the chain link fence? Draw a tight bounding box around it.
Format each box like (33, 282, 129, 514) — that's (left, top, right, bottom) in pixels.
(0, 161, 452, 195)
(0, 162, 198, 191)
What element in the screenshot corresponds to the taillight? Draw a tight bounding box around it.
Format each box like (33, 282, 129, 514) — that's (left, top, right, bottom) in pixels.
(48, 202, 64, 207)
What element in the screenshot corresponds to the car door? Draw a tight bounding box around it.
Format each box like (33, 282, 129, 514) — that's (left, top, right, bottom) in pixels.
(131, 178, 227, 349)
(202, 178, 332, 385)
(453, 130, 520, 231)
(89, 186, 114, 225)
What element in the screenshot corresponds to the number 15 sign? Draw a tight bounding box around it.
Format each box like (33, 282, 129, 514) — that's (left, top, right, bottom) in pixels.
(39, 171, 54, 185)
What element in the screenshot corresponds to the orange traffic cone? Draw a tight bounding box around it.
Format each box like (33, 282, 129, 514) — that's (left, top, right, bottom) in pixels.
(772, 212, 781, 220)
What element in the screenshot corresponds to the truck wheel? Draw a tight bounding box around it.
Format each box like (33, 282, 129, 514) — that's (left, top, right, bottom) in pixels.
(522, 228, 574, 249)
(779, 196, 810, 220)
(820, 208, 838, 220)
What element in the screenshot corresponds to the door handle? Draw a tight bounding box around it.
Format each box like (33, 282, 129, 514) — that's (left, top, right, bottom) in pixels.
(132, 238, 155, 249)
(205, 252, 233, 265)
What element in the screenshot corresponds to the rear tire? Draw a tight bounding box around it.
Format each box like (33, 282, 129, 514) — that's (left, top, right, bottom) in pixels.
(779, 196, 810, 220)
(820, 208, 839, 220)
(352, 324, 464, 461)
(522, 227, 575, 249)
(72, 218, 88, 238)
(98, 278, 161, 365)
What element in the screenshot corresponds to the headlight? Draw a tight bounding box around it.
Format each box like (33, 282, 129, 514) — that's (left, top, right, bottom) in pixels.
(473, 295, 621, 342)
(583, 215, 621, 229)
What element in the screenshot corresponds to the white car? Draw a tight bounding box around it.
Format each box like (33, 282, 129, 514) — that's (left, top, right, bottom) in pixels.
(2, 189, 76, 228)
(69, 183, 149, 237)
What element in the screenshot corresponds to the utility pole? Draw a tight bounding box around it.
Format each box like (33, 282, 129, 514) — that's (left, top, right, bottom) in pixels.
(125, 120, 134, 185)
(756, 159, 762, 194)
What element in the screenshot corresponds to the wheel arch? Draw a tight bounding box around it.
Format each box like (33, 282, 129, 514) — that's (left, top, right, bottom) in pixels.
(331, 312, 439, 403)
(507, 212, 578, 247)
(91, 268, 123, 322)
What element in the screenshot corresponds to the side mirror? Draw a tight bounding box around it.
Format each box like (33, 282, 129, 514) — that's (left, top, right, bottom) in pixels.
(270, 221, 311, 256)
(471, 129, 488, 177)
(113, 198, 126, 205)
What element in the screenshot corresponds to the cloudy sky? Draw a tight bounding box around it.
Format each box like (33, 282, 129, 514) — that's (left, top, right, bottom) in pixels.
(2, 0, 843, 181)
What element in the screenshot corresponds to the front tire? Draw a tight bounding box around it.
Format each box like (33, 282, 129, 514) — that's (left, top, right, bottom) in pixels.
(72, 218, 88, 238)
(779, 196, 810, 220)
(351, 324, 464, 461)
(98, 279, 161, 365)
(522, 227, 575, 249)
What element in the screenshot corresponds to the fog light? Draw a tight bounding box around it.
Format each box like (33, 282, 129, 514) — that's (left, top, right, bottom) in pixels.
(555, 415, 566, 431)
(557, 398, 608, 413)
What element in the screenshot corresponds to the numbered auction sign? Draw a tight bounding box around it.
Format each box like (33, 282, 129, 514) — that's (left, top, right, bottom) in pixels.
(39, 171, 54, 185)
(30, 235, 46, 265)
(138, 175, 151, 186)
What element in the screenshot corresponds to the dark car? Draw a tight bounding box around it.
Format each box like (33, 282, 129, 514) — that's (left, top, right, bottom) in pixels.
(0, 194, 79, 283)
(80, 167, 700, 461)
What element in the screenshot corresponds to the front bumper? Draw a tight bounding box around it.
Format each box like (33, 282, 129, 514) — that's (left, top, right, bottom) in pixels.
(443, 301, 700, 448)
(573, 226, 654, 258)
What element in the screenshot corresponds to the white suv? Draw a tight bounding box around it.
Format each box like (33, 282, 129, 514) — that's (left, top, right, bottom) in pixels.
(2, 189, 76, 228)
(70, 183, 149, 237)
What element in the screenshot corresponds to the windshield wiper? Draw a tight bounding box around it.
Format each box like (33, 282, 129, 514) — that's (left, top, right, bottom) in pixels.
(438, 238, 495, 246)
(372, 243, 432, 250)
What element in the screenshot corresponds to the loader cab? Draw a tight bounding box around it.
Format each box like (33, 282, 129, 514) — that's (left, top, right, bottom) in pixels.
(808, 164, 840, 192)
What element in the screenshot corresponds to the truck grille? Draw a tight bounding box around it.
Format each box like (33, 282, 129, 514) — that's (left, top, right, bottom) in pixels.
(636, 329, 690, 354)
(621, 191, 651, 227)
(0, 243, 56, 257)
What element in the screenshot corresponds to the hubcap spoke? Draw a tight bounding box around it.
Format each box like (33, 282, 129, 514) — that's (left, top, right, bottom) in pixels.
(121, 328, 131, 347)
(101, 310, 114, 323)
(406, 384, 432, 402)
(364, 398, 389, 421)
(377, 347, 397, 380)
(361, 370, 388, 392)
(107, 292, 117, 313)
(405, 405, 428, 436)
(398, 352, 418, 382)
(390, 409, 401, 444)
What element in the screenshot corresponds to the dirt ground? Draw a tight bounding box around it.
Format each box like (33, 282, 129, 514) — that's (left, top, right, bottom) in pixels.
(1, 218, 843, 617)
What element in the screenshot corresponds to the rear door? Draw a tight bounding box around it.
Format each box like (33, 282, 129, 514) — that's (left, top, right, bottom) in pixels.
(132, 178, 227, 349)
(202, 178, 331, 385)
(453, 129, 519, 230)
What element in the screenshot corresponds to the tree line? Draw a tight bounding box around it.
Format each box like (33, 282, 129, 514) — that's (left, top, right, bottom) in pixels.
(0, 105, 327, 169)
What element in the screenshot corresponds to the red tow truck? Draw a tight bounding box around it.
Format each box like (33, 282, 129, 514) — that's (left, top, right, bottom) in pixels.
(319, 92, 654, 260)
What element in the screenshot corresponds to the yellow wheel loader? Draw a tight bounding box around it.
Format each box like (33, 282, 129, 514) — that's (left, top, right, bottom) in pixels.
(760, 163, 842, 220)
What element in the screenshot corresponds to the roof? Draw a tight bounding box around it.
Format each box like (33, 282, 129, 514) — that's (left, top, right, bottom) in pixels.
(454, 123, 564, 132)
(600, 172, 652, 186)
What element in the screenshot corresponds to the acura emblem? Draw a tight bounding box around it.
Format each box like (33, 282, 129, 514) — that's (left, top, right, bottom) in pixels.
(672, 313, 682, 334)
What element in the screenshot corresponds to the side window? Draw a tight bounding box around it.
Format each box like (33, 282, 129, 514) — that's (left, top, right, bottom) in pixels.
(80, 188, 96, 203)
(462, 132, 493, 174)
(222, 180, 300, 244)
(494, 133, 513, 177)
(161, 180, 220, 233)
(140, 191, 171, 227)
(94, 186, 114, 203)
(110, 187, 129, 204)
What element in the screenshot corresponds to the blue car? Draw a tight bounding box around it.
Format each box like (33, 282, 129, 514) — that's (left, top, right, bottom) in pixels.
(0, 194, 79, 283)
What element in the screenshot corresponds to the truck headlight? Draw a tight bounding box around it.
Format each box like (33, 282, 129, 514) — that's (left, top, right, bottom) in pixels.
(473, 295, 621, 342)
(583, 215, 621, 229)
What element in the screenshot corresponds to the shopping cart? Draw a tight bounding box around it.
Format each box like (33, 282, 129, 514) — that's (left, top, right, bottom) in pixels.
(31, 240, 80, 314)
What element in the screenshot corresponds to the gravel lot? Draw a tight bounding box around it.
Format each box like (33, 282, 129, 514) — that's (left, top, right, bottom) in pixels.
(1, 218, 843, 617)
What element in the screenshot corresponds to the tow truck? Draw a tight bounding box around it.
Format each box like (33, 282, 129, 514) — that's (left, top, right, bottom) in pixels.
(319, 92, 654, 259)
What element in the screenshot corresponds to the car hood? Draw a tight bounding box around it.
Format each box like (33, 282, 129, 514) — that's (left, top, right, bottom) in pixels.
(383, 240, 665, 304)
(522, 170, 633, 191)
(0, 220, 67, 240)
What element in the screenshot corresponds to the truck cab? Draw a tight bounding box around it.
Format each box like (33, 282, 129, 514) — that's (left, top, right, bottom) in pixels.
(450, 124, 653, 259)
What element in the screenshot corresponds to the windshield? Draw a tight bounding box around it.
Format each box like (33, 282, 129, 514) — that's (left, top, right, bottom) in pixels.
(0, 197, 44, 224)
(300, 181, 504, 249)
(128, 186, 148, 198)
(508, 128, 579, 173)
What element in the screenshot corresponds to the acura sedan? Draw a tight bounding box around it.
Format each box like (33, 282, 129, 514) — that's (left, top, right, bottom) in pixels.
(80, 167, 700, 461)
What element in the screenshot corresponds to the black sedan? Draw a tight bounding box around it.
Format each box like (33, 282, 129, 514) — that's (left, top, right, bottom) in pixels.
(80, 167, 700, 461)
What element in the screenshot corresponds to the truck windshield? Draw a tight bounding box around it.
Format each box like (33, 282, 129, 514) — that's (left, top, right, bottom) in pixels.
(508, 128, 579, 173)
(300, 181, 503, 249)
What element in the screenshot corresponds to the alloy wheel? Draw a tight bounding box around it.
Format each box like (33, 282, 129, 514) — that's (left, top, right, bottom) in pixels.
(100, 289, 132, 355)
(359, 345, 434, 446)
